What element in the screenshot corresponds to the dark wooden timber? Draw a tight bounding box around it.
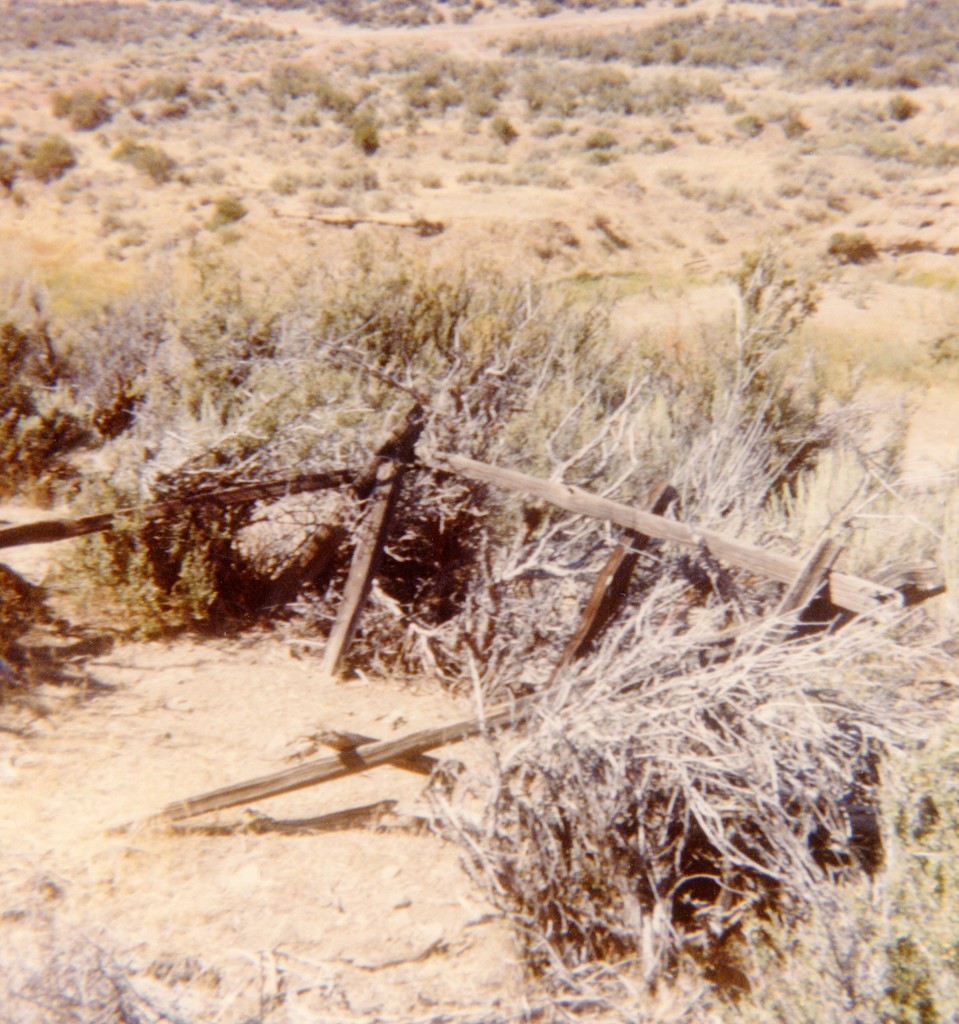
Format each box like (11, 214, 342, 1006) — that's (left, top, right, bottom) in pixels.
(776, 536, 843, 617)
(0, 470, 351, 551)
(550, 482, 676, 685)
(321, 461, 404, 676)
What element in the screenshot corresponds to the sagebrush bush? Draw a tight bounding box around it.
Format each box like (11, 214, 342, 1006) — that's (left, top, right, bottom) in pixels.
(207, 195, 247, 229)
(351, 110, 380, 155)
(0, 320, 88, 499)
(26, 135, 76, 182)
(0, 150, 18, 191)
(827, 231, 880, 264)
(731, 718, 959, 1024)
(889, 92, 920, 122)
(113, 138, 177, 183)
(491, 115, 518, 144)
(51, 87, 112, 131)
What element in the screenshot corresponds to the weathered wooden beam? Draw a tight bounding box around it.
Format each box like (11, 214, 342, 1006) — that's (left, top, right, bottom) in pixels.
(321, 461, 403, 676)
(262, 405, 425, 612)
(152, 696, 535, 823)
(550, 482, 676, 683)
(428, 452, 903, 616)
(0, 471, 351, 551)
(315, 729, 442, 776)
(776, 536, 843, 617)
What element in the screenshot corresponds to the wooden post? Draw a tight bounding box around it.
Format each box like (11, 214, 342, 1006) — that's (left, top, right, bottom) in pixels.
(320, 461, 403, 677)
(262, 404, 425, 612)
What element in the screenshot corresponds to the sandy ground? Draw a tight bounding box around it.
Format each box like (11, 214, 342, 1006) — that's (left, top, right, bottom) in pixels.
(0, 521, 523, 1022)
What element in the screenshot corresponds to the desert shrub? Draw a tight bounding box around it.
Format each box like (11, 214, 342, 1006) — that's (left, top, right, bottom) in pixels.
(208, 196, 247, 229)
(731, 717, 959, 1023)
(0, 320, 88, 499)
(781, 108, 809, 139)
(26, 135, 76, 182)
(139, 72, 189, 101)
(267, 60, 322, 108)
(491, 115, 518, 144)
(0, 150, 19, 191)
(584, 128, 617, 151)
(734, 111, 765, 137)
(351, 110, 380, 155)
(112, 138, 176, 184)
(270, 171, 302, 195)
(827, 231, 880, 265)
(889, 92, 920, 122)
(51, 87, 112, 131)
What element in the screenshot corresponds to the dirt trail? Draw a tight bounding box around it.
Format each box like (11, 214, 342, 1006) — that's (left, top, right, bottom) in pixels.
(0, 520, 521, 1021)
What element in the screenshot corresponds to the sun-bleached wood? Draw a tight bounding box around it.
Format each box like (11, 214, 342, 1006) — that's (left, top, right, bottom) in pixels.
(428, 451, 901, 616)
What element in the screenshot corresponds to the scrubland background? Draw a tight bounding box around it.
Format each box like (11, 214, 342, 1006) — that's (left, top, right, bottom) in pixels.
(1, 0, 959, 1021)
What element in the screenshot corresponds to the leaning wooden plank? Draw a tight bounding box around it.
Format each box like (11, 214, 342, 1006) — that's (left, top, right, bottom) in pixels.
(0, 470, 351, 551)
(262, 405, 425, 611)
(153, 697, 535, 823)
(549, 482, 676, 685)
(775, 536, 842, 617)
(321, 461, 403, 676)
(429, 452, 902, 616)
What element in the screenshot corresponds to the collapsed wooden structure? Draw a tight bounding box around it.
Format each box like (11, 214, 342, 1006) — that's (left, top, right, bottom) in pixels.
(0, 427, 946, 830)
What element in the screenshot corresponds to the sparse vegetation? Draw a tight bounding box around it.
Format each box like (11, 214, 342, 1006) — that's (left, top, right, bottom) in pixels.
(827, 231, 880, 264)
(889, 92, 921, 122)
(25, 134, 76, 182)
(351, 110, 381, 155)
(2, 1, 959, 1020)
(207, 195, 247, 229)
(52, 87, 112, 131)
(491, 114, 518, 144)
(113, 138, 177, 184)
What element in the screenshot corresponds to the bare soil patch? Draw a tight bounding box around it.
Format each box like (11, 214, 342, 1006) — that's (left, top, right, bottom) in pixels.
(0, 528, 521, 1021)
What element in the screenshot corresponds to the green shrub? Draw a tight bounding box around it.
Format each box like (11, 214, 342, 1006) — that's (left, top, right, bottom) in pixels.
(208, 196, 247, 230)
(889, 93, 920, 121)
(27, 135, 76, 183)
(827, 231, 880, 264)
(491, 115, 518, 144)
(113, 138, 177, 184)
(0, 320, 88, 499)
(51, 87, 112, 131)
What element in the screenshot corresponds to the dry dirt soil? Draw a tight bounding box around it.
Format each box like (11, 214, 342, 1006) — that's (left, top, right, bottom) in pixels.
(0, 507, 528, 1022)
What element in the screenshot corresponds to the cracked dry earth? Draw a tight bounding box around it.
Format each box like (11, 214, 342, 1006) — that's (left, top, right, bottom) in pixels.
(0, 524, 522, 1023)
